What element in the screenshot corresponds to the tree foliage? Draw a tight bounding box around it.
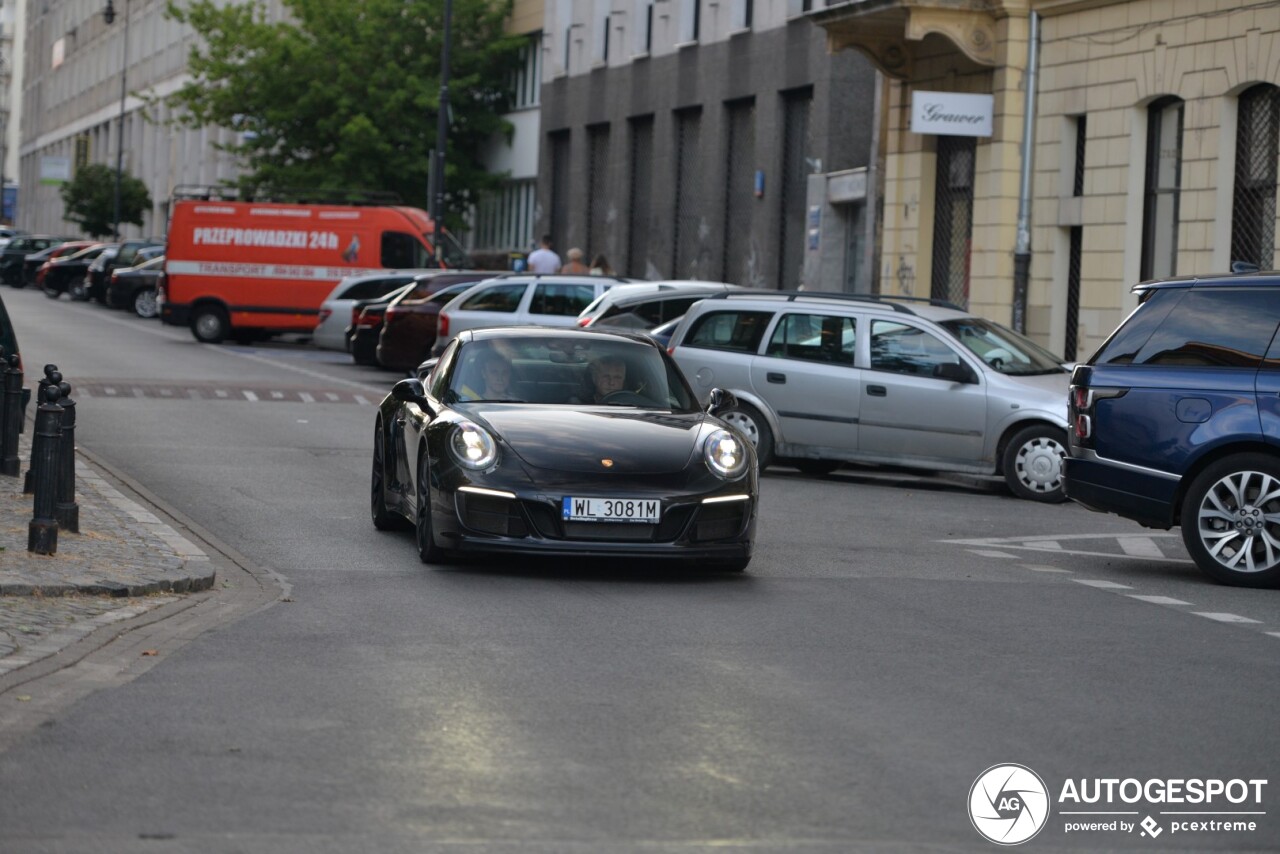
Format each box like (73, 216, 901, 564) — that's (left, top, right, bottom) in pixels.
(159, 0, 525, 230)
(59, 163, 153, 238)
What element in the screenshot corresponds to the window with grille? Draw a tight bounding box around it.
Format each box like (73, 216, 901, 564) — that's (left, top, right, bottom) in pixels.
(510, 34, 542, 109)
(779, 87, 813, 290)
(628, 116, 655, 277)
(549, 130, 571, 251)
(587, 124, 611, 260)
(472, 179, 536, 252)
(722, 99, 756, 285)
(1141, 97, 1183, 281)
(673, 108, 703, 277)
(1231, 84, 1280, 270)
(1065, 115, 1086, 361)
(931, 135, 975, 307)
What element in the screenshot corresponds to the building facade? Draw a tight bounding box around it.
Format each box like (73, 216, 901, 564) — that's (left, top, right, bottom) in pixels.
(538, 0, 882, 289)
(811, 0, 1280, 358)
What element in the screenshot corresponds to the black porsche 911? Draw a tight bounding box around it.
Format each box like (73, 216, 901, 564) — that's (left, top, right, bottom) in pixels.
(371, 326, 758, 570)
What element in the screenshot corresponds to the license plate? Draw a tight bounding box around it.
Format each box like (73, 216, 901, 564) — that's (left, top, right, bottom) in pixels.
(562, 497, 661, 523)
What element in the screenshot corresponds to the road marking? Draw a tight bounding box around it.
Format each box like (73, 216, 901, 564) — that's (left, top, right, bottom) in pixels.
(1117, 536, 1165, 558)
(1193, 612, 1262, 624)
(1021, 564, 1072, 573)
(243, 390, 258, 401)
(1023, 540, 1062, 550)
(354, 394, 372, 406)
(298, 392, 314, 403)
(1128, 595, 1193, 606)
(1073, 579, 1134, 589)
(270, 391, 285, 400)
(325, 393, 340, 401)
(214, 389, 229, 398)
(1267, 632, 1280, 640)
(969, 549, 1016, 559)
(103, 386, 116, 396)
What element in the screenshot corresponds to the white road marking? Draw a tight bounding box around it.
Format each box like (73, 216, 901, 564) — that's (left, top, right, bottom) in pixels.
(243, 390, 258, 401)
(1073, 579, 1134, 589)
(270, 391, 285, 399)
(1117, 536, 1165, 558)
(1021, 564, 1072, 573)
(969, 549, 1016, 559)
(298, 392, 315, 403)
(1128, 595, 1193, 606)
(103, 387, 116, 395)
(354, 394, 371, 406)
(325, 392, 340, 401)
(214, 390, 229, 398)
(1023, 540, 1062, 550)
(1267, 633, 1280, 640)
(1193, 612, 1262, 624)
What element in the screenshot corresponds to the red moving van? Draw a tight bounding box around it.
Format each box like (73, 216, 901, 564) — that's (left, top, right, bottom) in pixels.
(161, 195, 471, 343)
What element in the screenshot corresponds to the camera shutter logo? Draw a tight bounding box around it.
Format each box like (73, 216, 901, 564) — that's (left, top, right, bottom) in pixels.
(969, 764, 1051, 845)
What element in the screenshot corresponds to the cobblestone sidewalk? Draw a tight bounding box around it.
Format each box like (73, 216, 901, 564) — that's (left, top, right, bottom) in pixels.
(0, 430, 216, 678)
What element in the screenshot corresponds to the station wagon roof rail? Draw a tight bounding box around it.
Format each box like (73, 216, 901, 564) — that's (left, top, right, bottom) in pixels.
(706, 290, 965, 315)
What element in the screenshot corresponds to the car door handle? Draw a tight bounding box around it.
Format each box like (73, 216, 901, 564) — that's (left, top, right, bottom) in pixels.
(767, 372, 786, 384)
(867, 385, 887, 396)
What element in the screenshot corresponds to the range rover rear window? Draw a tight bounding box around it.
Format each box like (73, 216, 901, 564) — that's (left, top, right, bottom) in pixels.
(1096, 288, 1280, 368)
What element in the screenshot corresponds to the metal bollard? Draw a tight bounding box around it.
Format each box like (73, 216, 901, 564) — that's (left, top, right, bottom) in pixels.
(0, 353, 21, 476)
(55, 380, 79, 533)
(27, 383, 64, 555)
(24, 366, 60, 494)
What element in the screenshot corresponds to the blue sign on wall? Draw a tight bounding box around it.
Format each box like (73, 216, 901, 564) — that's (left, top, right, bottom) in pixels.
(1, 185, 16, 224)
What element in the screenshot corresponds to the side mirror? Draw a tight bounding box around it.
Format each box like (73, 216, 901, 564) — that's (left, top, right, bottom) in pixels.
(707, 387, 738, 414)
(933, 362, 975, 384)
(392, 378, 431, 410)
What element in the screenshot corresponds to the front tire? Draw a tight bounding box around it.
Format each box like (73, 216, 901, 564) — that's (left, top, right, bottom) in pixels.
(1002, 425, 1067, 502)
(191, 305, 229, 344)
(1180, 454, 1280, 588)
(415, 452, 447, 564)
(133, 287, 159, 318)
(719, 402, 775, 470)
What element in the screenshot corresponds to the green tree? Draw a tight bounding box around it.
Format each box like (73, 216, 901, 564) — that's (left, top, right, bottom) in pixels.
(159, 0, 525, 230)
(59, 163, 153, 238)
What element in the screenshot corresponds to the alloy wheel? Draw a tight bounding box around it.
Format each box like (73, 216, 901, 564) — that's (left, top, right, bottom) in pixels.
(1195, 469, 1280, 574)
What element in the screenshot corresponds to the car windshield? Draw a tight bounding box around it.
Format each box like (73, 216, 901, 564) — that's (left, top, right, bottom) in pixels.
(447, 336, 698, 410)
(939, 317, 1066, 375)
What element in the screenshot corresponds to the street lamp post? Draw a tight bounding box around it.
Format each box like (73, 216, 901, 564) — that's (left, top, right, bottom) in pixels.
(430, 0, 453, 266)
(103, 0, 129, 242)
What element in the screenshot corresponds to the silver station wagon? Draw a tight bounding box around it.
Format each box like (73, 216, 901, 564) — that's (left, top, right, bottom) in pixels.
(667, 292, 1071, 502)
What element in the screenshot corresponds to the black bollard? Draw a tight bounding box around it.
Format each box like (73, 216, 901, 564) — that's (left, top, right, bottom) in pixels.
(54, 380, 79, 533)
(0, 353, 21, 476)
(27, 384, 63, 555)
(24, 366, 60, 494)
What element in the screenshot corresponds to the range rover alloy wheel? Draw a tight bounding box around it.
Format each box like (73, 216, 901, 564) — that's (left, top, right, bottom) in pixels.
(1181, 454, 1280, 588)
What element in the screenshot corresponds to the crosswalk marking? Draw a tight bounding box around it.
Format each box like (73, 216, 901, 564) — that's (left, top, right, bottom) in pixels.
(1128, 595, 1192, 606)
(969, 549, 1016, 559)
(243, 390, 258, 401)
(1073, 579, 1133, 589)
(299, 392, 315, 403)
(1192, 612, 1261, 624)
(1117, 536, 1165, 558)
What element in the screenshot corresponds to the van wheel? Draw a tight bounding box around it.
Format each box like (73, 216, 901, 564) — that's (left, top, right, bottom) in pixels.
(133, 287, 158, 318)
(719, 402, 774, 470)
(191, 305, 229, 343)
(1002, 425, 1067, 502)
(1180, 454, 1280, 588)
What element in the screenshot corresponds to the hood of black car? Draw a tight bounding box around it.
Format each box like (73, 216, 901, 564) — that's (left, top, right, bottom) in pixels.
(468, 405, 706, 474)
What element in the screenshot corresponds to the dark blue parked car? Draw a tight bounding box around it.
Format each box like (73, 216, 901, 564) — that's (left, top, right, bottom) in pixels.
(1064, 272, 1280, 587)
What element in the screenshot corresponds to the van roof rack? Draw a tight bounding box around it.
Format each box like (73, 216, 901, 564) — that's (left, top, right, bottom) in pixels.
(707, 290, 966, 315)
(171, 185, 404, 206)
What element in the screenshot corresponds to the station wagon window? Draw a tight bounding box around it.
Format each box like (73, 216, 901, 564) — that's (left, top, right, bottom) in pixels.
(530, 283, 596, 316)
(1129, 289, 1280, 368)
(683, 310, 772, 353)
(341, 276, 413, 301)
(459, 283, 527, 312)
(765, 313, 855, 365)
(870, 320, 962, 377)
(382, 232, 433, 269)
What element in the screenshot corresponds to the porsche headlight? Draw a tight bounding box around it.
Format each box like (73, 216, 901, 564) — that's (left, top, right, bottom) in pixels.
(449, 421, 498, 470)
(704, 429, 747, 478)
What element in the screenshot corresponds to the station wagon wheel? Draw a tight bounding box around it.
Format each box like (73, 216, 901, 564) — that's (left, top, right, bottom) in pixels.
(191, 305, 229, 344)
(416, 452, 447, 564)
(133, 287, 159, 318)
(68, 279, 89, 301)
(1001, 424, 1067, 502)
(719, 402, 774, 470)
(1180, 454, 1280, 588)
(370, 423, 400, 531)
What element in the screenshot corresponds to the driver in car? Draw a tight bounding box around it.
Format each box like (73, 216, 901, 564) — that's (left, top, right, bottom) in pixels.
(575, 355, 627, 403)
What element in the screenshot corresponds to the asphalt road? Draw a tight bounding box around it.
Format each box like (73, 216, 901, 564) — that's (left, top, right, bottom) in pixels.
(1, 287, 1277, 853)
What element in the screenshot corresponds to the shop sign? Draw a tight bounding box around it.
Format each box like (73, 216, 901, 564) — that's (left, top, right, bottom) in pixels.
(911, 91, 994, 137)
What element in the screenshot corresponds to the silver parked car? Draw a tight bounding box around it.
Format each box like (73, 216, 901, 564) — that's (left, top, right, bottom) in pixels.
(313, 270, 435, 351)
(432, 273, 634, 355)
(667, 291, 1071, 501)
(577, 280, 742, 329)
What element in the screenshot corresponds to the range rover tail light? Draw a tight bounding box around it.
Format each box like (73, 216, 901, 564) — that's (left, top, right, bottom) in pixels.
(1069, 384, 1126, 447)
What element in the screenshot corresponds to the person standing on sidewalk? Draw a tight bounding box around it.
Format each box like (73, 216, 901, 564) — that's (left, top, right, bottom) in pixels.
(527, 235, 561, 274)
(559, 248, 590, 275)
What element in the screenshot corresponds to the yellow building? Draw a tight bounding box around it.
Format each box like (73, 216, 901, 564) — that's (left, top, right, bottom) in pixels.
(811, 0, 1280, 360)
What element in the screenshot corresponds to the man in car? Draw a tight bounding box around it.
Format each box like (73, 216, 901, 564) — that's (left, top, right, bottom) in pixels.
(575, 355, 627, 403)
(459, 351, 521, 401)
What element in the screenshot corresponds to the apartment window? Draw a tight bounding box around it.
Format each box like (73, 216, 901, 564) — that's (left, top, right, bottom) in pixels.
(1231, 84, 1280, 270)
(779, 87, 813, 290)
(592, 0, 610, 63)
(627, 116, 655, 277)
(586, 124, 611, 259)
(673, 108, 703, 277)
(472, 179, 536, 252)
(635, 0, 653, 53)
(510, 34, 542, 109)
(678, 0, 699, 43)
(1065, 115, 1086, 361)
(1140, 97, 1184, 281)
(730, 0, 753, 30)
(1073, 115, 1087, 197)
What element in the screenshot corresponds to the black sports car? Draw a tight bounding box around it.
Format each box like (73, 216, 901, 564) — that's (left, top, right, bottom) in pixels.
(371, 327, 757, 570)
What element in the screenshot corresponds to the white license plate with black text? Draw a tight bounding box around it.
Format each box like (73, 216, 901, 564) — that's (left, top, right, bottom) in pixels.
(562, 497, 661, 523)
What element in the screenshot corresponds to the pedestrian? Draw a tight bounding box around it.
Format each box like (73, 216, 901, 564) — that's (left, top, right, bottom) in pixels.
(527, 235, 561, 274)
(589, 254, 615, 276)
(559, 248, 590, 275)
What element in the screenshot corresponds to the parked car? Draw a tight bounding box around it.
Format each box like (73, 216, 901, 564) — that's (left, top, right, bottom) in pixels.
(577, 280, 741, 330)
(314, 272, 433, 351)
(347, 282, 419, 366)
(86, 238, 164, 303)
(104, 255, 165, 318)
(647, 315, 684, 349)
(432, 274, 633, 356)
(371, 326, 757, 569)
(0, 228, 27, 251)
(24, 241, 94, 287)
(376, 272, 505, 372)
(1, 236, 75, 287)
(39, 243, 112, 297)
(1065, 271, 1280, 588)
(667, 290, 1071, 500)
(72, 244, 120, 301)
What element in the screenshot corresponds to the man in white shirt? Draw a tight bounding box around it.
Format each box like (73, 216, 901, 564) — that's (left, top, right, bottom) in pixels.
(526, 235, 562, 274)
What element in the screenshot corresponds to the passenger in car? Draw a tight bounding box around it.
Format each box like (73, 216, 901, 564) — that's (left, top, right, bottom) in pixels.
(460, 351, 522, 401)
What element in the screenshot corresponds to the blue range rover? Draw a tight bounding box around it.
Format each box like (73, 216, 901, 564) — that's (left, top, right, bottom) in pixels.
(1064, 273, 1280, 588)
